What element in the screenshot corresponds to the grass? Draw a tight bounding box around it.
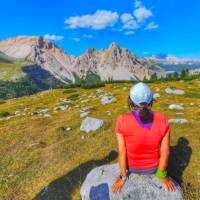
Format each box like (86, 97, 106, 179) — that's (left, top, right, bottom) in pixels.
(0, 80, 200, 200)
(0, 61, 27, 81)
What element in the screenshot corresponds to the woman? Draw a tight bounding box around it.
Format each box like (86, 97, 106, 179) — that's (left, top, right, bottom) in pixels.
(112, 82, 176, 194)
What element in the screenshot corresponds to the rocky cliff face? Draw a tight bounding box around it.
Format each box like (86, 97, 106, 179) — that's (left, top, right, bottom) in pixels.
(0, 36, 166, 83)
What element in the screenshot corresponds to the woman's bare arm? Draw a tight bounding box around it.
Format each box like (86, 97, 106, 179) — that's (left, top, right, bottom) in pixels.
(112, 133, 127, 193)
(116, 133, 127, 176)
(158, 131, 170, 171)
(158, 131, 175, 192)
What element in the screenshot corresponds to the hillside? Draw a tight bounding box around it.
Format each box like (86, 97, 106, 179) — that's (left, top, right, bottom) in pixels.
(0, 80, 199, 199)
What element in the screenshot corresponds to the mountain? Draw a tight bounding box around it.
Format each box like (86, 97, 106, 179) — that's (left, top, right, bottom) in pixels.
(0, 36, 165, 84)
(148, 54, 200, 73)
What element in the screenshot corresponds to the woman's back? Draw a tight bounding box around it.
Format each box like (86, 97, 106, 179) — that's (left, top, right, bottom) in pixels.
(115, 111, 170, 169)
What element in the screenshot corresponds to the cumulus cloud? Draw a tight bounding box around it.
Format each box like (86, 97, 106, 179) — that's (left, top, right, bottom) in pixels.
(44, 34, 64, 41)
(134, 7, 153, 23)
(65, 10, 119, 30)
(121, 13, 139, 30)
(134, 0, 142, 8)
(124, 31, 135, 35)
(145, 22, 159, 30)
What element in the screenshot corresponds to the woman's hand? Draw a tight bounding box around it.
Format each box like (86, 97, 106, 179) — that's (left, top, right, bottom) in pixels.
(159, 176, 176, 192)
(112, 177, 126, 193)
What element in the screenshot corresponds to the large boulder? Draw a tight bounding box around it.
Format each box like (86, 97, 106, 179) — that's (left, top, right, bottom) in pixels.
(101, 96, 117, 105)
(80, 117, 104, 133)
(80, 164, 182, 200)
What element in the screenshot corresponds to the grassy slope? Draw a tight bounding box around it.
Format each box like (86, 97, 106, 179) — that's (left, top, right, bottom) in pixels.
(0, 61, 27, 81)
(0, 80, 200, 200)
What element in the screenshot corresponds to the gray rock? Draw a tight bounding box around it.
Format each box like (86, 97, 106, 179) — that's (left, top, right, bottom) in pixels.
(80, 117, 104, 133)
(54, 105, 68, 111)
(153, 93, 160, 99)
(169, 119, 188, 124)
(165, 88, 185, 95)
(176, 113, 184, 115)
(80, 111, 90, 118)
(101, 96, 117, 105)
(80, 164, 182, 200)
(168, 104, 184, 110)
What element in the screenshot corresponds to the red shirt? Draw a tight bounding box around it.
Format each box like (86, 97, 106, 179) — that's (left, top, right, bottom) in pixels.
(115, 111, 170, 169)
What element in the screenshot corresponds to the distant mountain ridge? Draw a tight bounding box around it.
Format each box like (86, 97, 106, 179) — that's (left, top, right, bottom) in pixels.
(0, 36, 165, 83)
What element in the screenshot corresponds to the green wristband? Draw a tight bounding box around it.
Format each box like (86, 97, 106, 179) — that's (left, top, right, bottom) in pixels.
(155, 168, 167, 179)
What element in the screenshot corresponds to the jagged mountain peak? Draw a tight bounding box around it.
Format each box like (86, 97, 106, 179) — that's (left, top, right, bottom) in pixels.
(0, 36, 166, 83)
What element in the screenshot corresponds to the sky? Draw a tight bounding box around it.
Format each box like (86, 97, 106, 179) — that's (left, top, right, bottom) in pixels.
(0, 0, 200, 58)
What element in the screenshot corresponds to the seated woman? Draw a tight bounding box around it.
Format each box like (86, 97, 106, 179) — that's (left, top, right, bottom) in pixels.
(112, 82, 175, 194)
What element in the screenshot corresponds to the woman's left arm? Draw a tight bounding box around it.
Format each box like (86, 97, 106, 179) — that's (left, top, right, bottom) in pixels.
(158, 131, 176, 192)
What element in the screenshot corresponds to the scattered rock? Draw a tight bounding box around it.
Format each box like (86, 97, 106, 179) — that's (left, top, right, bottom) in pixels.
(80, 117, 104, 133)
(54, 105, 68, 111)
(153, 93, 160, 99)
(165, 88, 185, 95)
(169, 119, 188, 124)
(44, 114, 51, 117)
(156, 88, 160, 92)
(80, 164, 182, 200)
(101, 96, 117, 105)
(96, 89, 104, 93)
(168, 104, 184, 110)
(65, 127, 72, 131)
(176, 113, 184, 115)
(190, 103, 195, 106)
(106, 111, 112, 116)
(80, 111, 90, 118)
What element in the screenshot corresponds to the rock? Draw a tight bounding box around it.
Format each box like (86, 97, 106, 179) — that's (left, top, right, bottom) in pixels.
(44, 114, 51, 117)
(96, 89, 104, 93)
(179, 80, 184, 83)
(168, 119, 188, 124)
(176, 113, 184, 115)
(153, 93, 160, 99)
(168, 104, 184, 110)
(80, 164, 182, 200)
(106, 111, 112, 116)
(54, 105, 68, 111)
(65, 127, 72, 131)
(165, 88, 185, 95)
(80, 117, 104, 133)
(156, 88, 160, 92)
(190, 103, 195, 106)
(101, 96, 117, 105)
(80, 111, 90, 118)
(81, 99, 89, 103)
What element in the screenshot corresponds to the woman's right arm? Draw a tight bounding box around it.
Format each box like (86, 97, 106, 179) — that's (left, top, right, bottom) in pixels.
(112, 133, 127, 193)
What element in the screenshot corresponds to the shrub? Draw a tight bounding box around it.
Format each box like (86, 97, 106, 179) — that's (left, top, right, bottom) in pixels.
(67, 94, 80, 100)
(63, 89, 77, 94)
(0, 111, 10, 118)
(80, 81, 105, 89)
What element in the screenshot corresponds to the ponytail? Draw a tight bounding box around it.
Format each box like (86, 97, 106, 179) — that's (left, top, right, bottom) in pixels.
(138, 106, 153, 123)
(128, 96, 153, 124)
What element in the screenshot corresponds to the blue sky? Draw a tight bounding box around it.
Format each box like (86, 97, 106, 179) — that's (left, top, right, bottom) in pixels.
(1, 0, 200, 58)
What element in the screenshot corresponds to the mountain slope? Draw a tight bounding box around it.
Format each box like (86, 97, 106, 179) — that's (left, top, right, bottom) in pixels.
(0, 36, 166, 83)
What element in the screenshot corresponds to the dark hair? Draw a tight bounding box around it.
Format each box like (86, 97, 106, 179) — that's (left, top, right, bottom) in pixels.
(128, 96, 153, 124)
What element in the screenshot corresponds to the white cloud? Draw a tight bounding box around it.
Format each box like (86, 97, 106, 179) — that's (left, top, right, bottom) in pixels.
(124, 31, 135, 35)
(83, 34, 93, 39)
(121, 13, 139, 30)
(145, 22, 159, 30)
(65, 10, 119, 30)
(44, 34, 64, 41)
(134, 7, 153, 22)
(134, 0, 142, 8)
(68, 37, 80, 42)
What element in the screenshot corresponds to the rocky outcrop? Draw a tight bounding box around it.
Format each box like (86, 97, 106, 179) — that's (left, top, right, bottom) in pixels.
(0, 36, 166, 83)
